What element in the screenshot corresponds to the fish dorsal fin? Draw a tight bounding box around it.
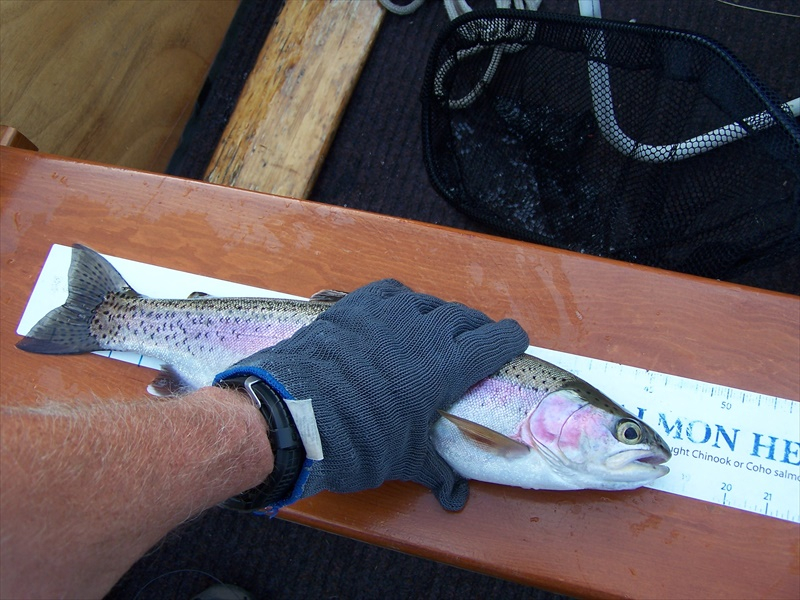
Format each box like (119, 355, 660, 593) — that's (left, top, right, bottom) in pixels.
(438, 410, 529, 458)
(187, 291, 212, 299)
(309, 290, 348, 303)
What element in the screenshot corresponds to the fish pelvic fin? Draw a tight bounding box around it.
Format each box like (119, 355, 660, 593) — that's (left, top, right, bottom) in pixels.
(16, 244, 137, 355)
(437, 410, 530, 458)
(147, 366, 192, 397)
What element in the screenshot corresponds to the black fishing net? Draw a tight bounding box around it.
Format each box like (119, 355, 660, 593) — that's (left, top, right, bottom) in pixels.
(422, 10, 800, 285)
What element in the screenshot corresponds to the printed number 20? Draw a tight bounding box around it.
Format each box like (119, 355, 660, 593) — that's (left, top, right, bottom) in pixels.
(721, 482, 732, 491)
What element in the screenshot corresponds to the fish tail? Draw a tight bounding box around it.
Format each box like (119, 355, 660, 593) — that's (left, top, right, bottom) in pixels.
(16, 244, 138, 355)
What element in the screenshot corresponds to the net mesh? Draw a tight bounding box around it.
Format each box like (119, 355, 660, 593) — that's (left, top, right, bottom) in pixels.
(422, 11, 799, 285)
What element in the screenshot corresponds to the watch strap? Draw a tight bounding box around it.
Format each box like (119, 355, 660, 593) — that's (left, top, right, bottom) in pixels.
(219, 375, 306, 512)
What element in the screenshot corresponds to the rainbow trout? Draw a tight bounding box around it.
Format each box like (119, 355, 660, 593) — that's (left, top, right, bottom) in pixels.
(17, 245, 670, 491)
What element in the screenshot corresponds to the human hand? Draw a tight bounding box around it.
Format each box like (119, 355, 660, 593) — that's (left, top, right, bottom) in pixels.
(216, 279, 528, 511)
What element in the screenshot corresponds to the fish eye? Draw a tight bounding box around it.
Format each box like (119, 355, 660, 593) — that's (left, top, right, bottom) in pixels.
(616, 419, 643, 445)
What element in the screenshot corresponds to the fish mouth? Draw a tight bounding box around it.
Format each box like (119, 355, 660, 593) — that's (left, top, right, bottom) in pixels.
(637, 453, 670, 466)
(606, 448, 671, 476)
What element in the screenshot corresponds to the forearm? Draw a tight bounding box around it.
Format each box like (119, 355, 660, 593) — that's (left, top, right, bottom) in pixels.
(0, 387, 272, 600)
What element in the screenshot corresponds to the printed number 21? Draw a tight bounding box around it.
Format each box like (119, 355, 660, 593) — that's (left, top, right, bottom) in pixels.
(764, 492, 772, 501)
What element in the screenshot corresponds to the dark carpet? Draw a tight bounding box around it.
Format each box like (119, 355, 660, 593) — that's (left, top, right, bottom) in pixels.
(109, 1, 798, 599)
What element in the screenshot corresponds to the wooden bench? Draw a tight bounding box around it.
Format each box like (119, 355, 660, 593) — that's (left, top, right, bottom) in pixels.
(2, 146, 798, 599)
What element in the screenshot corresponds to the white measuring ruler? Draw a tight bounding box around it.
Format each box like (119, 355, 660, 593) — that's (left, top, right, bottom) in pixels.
(530, 346, 800, 523)
(18, 245, 800, 523)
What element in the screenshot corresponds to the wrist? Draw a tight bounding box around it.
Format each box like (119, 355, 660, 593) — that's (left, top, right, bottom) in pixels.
(198, 386, 275, 493)
(215, 375, 306, 512)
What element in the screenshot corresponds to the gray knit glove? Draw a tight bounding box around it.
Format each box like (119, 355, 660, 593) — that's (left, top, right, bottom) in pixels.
(216, 279, 528, 511)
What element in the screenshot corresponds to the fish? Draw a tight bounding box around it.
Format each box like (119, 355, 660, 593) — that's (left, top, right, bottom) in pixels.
(17, 244, 671, 492)
(431, 359, 671, 491)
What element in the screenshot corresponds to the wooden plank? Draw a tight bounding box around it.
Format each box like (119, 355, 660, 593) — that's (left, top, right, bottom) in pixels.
(0, 125, 37, 151)
(205, 0, 385, 198)
(1, 148, 798, 599)
(0, 0, 238, 171)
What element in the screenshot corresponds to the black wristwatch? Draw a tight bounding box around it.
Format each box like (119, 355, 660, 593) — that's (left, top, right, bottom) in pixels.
(218, 375, 306, 512)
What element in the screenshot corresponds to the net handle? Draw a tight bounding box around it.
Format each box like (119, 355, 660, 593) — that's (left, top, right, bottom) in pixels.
(580, 0, 800, 163)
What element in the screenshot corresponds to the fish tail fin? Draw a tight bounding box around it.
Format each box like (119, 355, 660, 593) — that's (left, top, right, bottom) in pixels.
(16, 244, 138, 355)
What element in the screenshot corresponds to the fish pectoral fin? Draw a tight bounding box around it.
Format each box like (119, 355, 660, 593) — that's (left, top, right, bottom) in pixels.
(147, 366, 191, 397)
(437, 410, 529, 458)
(309, 290, 349, 303)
